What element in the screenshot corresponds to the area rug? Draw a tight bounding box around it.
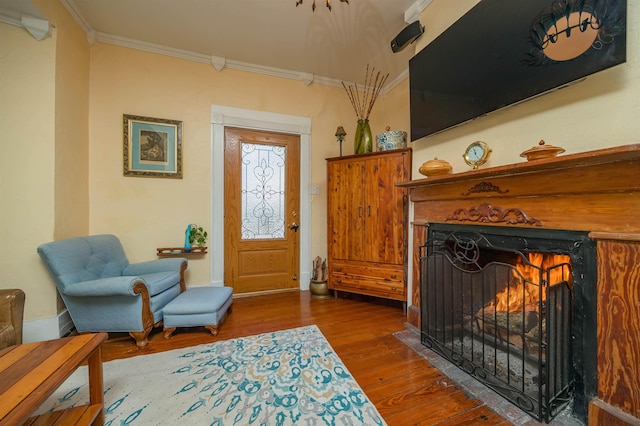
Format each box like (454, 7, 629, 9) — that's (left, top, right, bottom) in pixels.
(35, 325, 386, 425)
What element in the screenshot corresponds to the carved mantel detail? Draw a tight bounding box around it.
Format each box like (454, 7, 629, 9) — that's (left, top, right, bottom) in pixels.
(462, 181, 509, 196)
(445, 203, 542, 226)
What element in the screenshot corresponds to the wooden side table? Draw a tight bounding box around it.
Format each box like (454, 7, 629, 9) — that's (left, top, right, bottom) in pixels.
(0, 332, 108, 425)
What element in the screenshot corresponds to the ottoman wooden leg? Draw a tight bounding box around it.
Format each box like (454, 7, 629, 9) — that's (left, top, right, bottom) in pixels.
(163, 327, 176, 339)
(205, 325, 219, 336)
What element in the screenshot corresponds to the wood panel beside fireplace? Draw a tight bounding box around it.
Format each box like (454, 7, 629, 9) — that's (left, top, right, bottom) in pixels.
(398, 144, 640, 425)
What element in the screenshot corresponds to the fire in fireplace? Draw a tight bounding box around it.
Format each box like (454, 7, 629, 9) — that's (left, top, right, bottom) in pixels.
(420, 223, 597, 423)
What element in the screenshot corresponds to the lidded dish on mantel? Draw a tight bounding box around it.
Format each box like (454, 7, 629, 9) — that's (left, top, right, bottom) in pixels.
(520, 140, 565, 161)
(419, 157, 453, 177)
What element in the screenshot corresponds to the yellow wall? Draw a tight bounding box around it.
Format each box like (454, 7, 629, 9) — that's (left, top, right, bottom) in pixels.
(371, 78, 411, 143)
(88, 44, 361, 285)
(46, 1, 91, 241)
(409, 0, 640, 174)
(0, 23, 57, 323)
(0, 0, 90, 335)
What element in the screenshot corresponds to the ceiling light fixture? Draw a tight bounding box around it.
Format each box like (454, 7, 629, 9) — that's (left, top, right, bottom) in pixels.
(296, 0, 349, 12)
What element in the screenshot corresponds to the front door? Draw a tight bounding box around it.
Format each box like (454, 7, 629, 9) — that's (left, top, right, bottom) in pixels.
(223, 127, 300, 294)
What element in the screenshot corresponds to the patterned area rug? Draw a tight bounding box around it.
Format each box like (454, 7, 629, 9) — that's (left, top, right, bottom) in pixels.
(35, 325, 386, 425)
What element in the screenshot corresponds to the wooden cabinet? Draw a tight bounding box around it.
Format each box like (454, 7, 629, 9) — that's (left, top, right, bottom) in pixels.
(326, 148, 411, 301)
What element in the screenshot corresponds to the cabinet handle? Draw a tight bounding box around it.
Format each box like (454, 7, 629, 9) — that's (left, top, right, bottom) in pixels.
(390, 274, 397, 279)
(367, 206, 371, 216)
(358, 206, 362, 217)
(337, 279, 342, 283)
(391, 287, 397, 291)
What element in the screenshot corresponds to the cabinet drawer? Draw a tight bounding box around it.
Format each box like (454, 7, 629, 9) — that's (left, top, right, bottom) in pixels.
(330, 262, 403, 282)
(329, 273, 405, 299)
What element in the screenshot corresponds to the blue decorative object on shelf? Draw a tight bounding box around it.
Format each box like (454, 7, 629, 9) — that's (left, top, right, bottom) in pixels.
(184, 224, 191, 252)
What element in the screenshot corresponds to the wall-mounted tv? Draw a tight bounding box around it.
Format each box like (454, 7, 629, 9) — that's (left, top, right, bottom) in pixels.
(409, 0, 627, 141)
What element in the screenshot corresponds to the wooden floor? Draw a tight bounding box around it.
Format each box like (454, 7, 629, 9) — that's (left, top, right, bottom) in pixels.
(101, 291, 511, 426)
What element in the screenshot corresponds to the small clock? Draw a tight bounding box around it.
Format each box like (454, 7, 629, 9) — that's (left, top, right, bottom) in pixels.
(463, 141, 492, 169)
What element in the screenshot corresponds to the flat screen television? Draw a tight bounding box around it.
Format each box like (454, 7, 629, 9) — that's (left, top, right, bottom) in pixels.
(409, 0, 627, 141)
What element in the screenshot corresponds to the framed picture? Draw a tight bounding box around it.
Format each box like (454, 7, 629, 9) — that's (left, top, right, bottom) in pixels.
(123, 114, 182, 178)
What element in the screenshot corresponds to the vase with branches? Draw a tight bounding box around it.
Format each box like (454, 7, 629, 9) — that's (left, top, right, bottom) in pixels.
(342, 65, 389, 154)
(311, 256, 327, 282)
(310, 256, 330, 299)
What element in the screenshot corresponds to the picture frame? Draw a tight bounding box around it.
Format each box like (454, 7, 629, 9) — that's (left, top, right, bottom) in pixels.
(123, 114, 183, 178)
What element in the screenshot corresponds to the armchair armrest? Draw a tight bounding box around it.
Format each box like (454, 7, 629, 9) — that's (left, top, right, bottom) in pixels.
(63, 276, 147, 297)
(0, 289, 25, 345)
(123, 258, 187, 276)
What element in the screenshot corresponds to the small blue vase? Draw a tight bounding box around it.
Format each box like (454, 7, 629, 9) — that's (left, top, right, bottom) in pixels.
(184, 225, 192, 252)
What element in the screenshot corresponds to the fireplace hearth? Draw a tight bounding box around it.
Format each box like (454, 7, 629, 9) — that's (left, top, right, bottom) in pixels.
(420, 224, 596, 422)
(398, 144, 640, 425)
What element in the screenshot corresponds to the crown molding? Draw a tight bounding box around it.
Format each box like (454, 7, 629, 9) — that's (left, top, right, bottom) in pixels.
(404, 0, 432, 24)
(0, 7, 51, 40)
(94, 31, 362, 88)
(0, 6, 21, 26)
(59, 0, 92, 33)
(21, 14, 52, 40)
(60, 0, 408, 90)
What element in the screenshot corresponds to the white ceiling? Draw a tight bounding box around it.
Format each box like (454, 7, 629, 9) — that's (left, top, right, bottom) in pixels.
(1, 0, 429, 87)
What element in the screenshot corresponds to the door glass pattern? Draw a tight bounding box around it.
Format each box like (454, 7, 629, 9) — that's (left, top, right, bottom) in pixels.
(241, 142, 286, 239)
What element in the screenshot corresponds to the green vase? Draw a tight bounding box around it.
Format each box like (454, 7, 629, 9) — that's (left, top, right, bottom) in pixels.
(354, 119, 373, 154)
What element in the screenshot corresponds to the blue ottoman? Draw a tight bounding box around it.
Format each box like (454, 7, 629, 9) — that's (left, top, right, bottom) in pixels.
(163, 286, 233, 338)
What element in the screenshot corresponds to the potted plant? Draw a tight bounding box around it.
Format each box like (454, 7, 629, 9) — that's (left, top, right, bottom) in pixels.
(188, 224, 208, 248)
(310, 256, 330, 299)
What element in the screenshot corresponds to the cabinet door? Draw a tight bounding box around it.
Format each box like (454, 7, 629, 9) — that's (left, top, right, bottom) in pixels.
(363, 152, 408, 264)
(327, 159, 364, 261)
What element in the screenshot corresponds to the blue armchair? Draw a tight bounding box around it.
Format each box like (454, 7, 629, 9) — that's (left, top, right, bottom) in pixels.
(37, 234, 187, 347)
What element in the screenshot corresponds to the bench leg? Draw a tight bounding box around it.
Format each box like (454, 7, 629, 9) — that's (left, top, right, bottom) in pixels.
(163, 327, 176, 339)
(204, 325, 219, 336)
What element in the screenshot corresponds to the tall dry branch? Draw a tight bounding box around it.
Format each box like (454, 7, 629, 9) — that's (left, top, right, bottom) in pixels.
(341, 64, 389, 120)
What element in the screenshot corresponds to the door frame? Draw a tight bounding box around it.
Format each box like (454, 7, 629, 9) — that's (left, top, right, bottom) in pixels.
(211, 105, 312, 290)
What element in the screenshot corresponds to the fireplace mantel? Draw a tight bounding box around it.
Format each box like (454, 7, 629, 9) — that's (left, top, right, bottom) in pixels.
(400, 144, 640, 424)
(398, 144, 640, 235)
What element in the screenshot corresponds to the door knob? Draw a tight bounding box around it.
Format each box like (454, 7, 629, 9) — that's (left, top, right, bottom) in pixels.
(289, 222, 299, 232)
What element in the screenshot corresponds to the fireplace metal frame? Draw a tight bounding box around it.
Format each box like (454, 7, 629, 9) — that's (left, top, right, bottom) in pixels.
(420, 224, 597, 423)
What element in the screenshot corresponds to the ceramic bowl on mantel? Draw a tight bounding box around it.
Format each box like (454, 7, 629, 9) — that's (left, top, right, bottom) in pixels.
(419, 157, 453, 177)
(520, 140, 565, 161)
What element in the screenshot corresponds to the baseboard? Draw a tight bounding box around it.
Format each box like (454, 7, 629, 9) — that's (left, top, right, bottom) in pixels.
(22, 315, 59, 343)
(22, 310, 74, 343)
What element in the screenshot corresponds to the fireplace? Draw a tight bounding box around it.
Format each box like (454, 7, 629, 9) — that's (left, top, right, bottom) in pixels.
(398, 144, 640, 425)
(421, 223, 596, 422)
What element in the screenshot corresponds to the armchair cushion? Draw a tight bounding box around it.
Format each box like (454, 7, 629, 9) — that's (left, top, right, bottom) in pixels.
(123, 258, 187, 276)
(38, 235, 129, 294)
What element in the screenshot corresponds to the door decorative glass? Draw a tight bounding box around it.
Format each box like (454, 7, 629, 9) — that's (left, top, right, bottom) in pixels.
(241, 143, 286, 239)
